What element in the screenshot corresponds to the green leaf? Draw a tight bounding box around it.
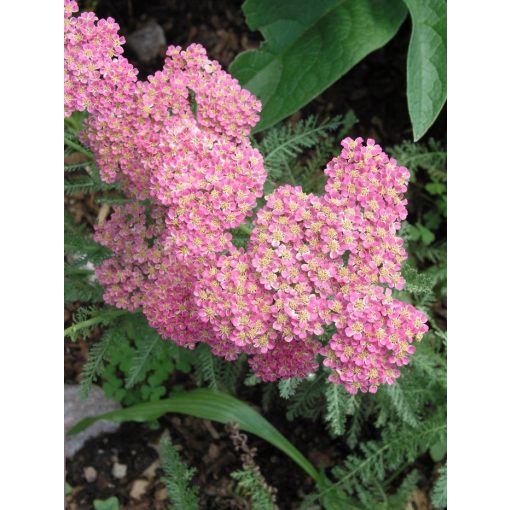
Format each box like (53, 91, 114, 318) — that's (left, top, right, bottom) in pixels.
(231, 466, 277, 509)
(401, 264, 434, 296)
(387, 470, 420, 509)
(125, 327, 162, 389)
(64, 262, 104, 305)
(80, 328, 120, 399)
(160, 436, 200, 510)
(325, 382, 352, 436)
(286, 372, 326, 421)
(404, 0, 447, 141)
(64, 210, 110, 263)
(256, 115, 344, 181)
(429, 439, 447, 462)
(93, 497, 120, 510)
(68, 388, 320, 482)
(407, 223, 435, 246)
(431, 463, 447, 508)
(278, 378, 302, 399)
(231, 0, 407, 132)
(64, 308, 128, 342)
(315, 472, 360, 510)
(196, 344, 221, 390)
(384, 382, 419, 428)
(425, 181, 446, 196)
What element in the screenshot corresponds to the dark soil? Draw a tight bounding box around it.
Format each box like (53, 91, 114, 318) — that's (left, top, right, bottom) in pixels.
(66, 1, 445, 508)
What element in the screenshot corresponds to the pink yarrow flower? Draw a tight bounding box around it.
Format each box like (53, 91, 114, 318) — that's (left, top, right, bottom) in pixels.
(65, 1, 427, 394)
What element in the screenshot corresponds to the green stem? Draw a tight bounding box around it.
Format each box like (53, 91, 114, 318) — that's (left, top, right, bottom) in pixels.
(64, 116, 80, 132)
(64, 310, 127, 339)
(314, 423, 446, 503)
(382, 460, 413, 489)
(64, 136, 93, 159)
(283, 160, 296, 185)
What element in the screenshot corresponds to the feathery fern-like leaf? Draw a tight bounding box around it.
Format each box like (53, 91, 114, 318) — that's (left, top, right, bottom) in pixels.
(64, 166, 118, 195)
(64, 306, 128, 342)
(64, 261, 103, 304)
(80, 328, 120, 399)
(383, 382, 420, 428)
(160, 436, 199, 510)
(386, 470, 420, 509)
(219, 356, 245, 394)
(401, 264, 434, 296)
(431, 463, 447, 508)
(255, 113, 356, 186)
(278, 378, 303, 399)
(125, 328, 162, 389)
(286, 373, 326, 421)
(390, 139, 446, 182)
(195, 344, 221, 391)
(231, 467, 278, 510)
(332, 413, 446, 494)
(325, 382, 353, 437)
(64, 210, 110, 263)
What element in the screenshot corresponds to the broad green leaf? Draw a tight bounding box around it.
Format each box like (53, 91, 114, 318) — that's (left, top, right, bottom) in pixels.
(429, 439, 447, 462)
(425, 181, 446, 196)
(404, 0, 447, 140)
(231, 0, 407, 132)
(407, 223, 435, 245)
(93, 497, 120, 510)
(68, 388, 320, 482)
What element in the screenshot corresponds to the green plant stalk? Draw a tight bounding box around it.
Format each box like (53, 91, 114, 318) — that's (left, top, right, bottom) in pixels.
(382, 459, 414, 489)
(64, 310, 129, 339)
(65, 116, 81, 132)
(64, 135, 93, 158)
(283, 160, 296, 185)
(316, 422, 447, 502)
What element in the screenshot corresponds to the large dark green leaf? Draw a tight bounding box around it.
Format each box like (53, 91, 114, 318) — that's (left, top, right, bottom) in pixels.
(404, 0, 446, 140)
(230, 0, 407, 132)
(68, 388, 320, 481)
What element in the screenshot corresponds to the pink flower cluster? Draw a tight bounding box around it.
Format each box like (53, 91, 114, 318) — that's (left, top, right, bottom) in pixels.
(195, 144, 427, 393)
(65, 1, 427, 393)
(64, 0, 127, 115)
(65, 0, 264, 260)
(93, 202, 218, 352)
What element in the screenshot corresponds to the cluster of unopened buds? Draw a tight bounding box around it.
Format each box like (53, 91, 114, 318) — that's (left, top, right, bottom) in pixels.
(65, 0, 428, 394)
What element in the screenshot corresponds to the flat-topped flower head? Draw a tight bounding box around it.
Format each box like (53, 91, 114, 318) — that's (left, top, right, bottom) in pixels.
(321, 287, 428, 394)
(65, 1, 427, 393)
(194, 250, 277, 355)
(94, 203, 167, 311)
(65, 7, 266, 248)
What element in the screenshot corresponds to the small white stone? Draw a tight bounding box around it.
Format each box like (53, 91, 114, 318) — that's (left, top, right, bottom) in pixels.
(83, 466, 97, 483)
(112, 462, 128, 479)
(130, 479, 150, 500)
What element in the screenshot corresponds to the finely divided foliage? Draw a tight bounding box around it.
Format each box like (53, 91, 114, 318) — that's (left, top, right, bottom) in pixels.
(160, 437, 200, 510)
